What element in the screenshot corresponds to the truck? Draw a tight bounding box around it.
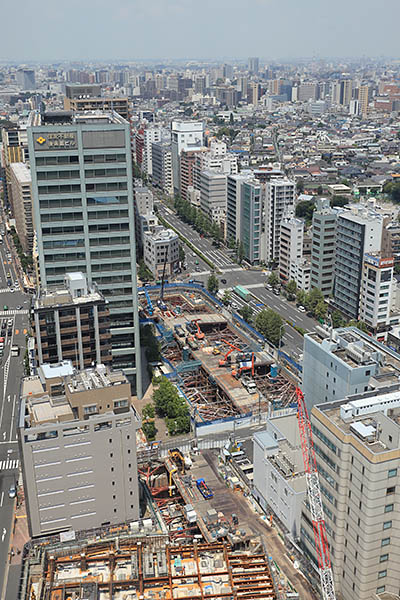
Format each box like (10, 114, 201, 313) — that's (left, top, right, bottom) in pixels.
(233, 285, 251, 302)
(174, 324, 185, 338)
(196, 478, 213, 499)
(11, 345, 19, 357)
(241, 376, 257, 395)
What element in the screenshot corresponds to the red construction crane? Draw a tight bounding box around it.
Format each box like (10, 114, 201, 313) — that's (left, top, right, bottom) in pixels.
(191, 319, 205, 340)
(295, 387, 336, 600)
(218, 339, 242, 367)
(231, 352, 255, 379)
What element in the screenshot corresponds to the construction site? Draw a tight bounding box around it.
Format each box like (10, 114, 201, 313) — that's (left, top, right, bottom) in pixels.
(139, 285, 297, 423)
(24, 537, 278, 600)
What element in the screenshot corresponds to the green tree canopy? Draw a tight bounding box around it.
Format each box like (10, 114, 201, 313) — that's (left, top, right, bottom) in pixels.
(384, 181, 400, 203)
(153, 378, 190, 435)
(286, 280, 297, 300)
(330, 195, 349, 208)
(255, 309, 284, 346)
(296, 289, 307, 306)
(314, 300, 328, 321)
(306, 288, 324, 313)
(222, 290, 232, 305)
(347, 320, 369, 333)
(207, 273, 219, 295)
(295, 200, 315, 223)
(331, 309, 346, 328)
(239, 305, 254, 323)
(268, 271, 279, 288)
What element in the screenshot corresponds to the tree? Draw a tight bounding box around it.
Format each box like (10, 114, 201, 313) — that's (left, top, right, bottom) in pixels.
(395, 264, 400, 275)
(347, 320, 369, 333)
(296, 179, 305, 193)
(314, 300, 328, 321)
(207, 273, 219, 295)
(306, 287, 324, 313)
(222, 290, 232, 306)
(295, 200, 315, 223)
(138, 259, 154, 281)
(237, 241, 245, 264)
(142, 403, 155, 420)
(384, 181, 400, 203)
(317, 185, 324, 195)
(255, 309, 284, 346)
(331, 309, 345, 328)
(142, 421, 157, 441)
(268, 271, 279, 288)
(286, 280, 297, 300)
(152, 378, 190, 435)
(179, 244, 186, 264)
(239, 305, 254, 323)
(296, 289, 307, 306)
(330, 195, 349, 208)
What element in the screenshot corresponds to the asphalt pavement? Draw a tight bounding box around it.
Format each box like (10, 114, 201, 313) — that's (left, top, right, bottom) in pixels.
(156, 202, 319, 358)
(0, 229, 31, 599)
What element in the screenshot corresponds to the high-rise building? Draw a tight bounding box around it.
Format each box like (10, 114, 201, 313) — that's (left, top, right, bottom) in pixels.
(359, 253, 394, 334)
(310, 198, 336, 297)
(279, 217, 304, 283)
(248, 57, 259, 74)
(1, 121, 29, 209)
(298, 82, 318, 102)
(264, 178, 295, 263)
(171, 121, 204, 194)
(358, 84, 370, 117)
(301, 383, 400, 600)
(199, 170, 227, 227)
(240, 178, 262, 265)
(9, 162, 34, 254)
(27, 111, 141, 394)
(334, 206, 383, 319)
(152, 141, 173, 196)
(32, 272, 111, 370)
(226, 173, 251, 245)
(18, 361, 141, 537)
(16, 69, 36, 90)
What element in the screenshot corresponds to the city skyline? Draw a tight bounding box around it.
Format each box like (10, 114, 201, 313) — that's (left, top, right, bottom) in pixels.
(2, 0, 400, 62)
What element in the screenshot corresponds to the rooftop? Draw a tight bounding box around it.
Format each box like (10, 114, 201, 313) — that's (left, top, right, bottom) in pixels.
(10, 162, 31, 183)
(28, 109, 128, 128)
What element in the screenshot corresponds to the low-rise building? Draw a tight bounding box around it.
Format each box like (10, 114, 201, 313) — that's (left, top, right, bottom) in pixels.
(253, 413, 306, 538)
(200, 170, 227, 227)
(143, 226, 179, 278)
(279, 217, 304, 283)
(18, 361, 141, 537)
(32, 272, 111, 370)
(359, 253, 395, 335)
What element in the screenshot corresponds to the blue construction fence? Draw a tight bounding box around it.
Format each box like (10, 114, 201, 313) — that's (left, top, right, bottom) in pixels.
(278, 349, 302, 373)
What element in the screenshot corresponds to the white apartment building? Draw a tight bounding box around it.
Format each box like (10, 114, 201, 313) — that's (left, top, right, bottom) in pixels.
(359, 253, 395, 334)
(199, 170, 227, 227)
(152, 142, 173, 196)
(135, 186, 154, 215)
(192, 141, 238, 193)
(9, 162, 34, 254)
(143, 226, 179, 278)
(279, 217, 304, 283)
(253, 413, 306, 538)
(289, 258, 311, 292)
(142, 127, 161, 176)
(264, 179, 296, 263)
(171, 120, 204, 194)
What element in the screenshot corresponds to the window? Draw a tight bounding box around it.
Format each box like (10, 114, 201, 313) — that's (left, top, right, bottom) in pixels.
(379, 554, 389, 563)
(376, 587, 385, 595)
(386, 486, 395, 495)
(388, 468, 397, 478)
(378, 570, 387, 579)
(381, 538, 390, 547)
(384, 504, 394, 513)
(383, 521, 392, 530)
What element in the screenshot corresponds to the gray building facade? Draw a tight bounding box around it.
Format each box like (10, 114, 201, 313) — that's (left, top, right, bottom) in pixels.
(310, 197, 336, 297)
(27, 111, 141, 394)
(18, 363, 141, 538)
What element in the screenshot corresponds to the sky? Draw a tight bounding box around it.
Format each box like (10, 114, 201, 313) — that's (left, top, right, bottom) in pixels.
(2, 0, 400, 62)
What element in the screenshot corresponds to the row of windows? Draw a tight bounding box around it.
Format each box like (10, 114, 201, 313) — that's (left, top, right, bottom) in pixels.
(39, 196, 129, 208)
(88, 223, 130, 233)
(38, 182, 127, 195)
(35, 154, 126, 166)
(85, 168, 127, 178)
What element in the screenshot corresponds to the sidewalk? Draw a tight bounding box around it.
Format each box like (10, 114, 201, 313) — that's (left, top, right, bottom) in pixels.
(2, 491, 30, 600)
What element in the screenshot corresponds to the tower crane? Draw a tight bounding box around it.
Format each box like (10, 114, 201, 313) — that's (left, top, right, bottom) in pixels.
(295, 387, 336, 600)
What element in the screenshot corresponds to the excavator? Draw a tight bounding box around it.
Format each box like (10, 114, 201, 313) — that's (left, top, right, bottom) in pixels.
(218, 339, 243, 367)
(168, 448, 186, 474)
(231, 352, 255, 379)
(191, 319, 205, 340)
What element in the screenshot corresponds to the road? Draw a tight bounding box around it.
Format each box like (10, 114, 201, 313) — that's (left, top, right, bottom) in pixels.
(0, 226, 31, 600)
(156, 202, 318, 358)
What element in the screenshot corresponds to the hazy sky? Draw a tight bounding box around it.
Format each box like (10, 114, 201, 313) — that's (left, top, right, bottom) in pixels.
(3, 0, 400, 62)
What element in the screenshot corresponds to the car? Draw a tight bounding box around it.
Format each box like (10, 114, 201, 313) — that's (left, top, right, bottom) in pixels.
(3, 305, 8, 311)
(16, 305, 22, 310)
(9, 288, 14, 293)
(221, 278, 227, 284)
(8, 485, 16, 499)
(273, 289, 280, 296)
(298, 305, 306, 313)
(266, 284, 273, 291)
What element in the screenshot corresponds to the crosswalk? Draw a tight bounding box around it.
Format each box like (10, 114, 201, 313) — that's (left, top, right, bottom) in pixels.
(0, 459, 19, 471)
(0, 309, 28, 316)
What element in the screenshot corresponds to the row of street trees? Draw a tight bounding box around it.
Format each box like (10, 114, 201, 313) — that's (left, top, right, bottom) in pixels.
(175, 196, 223, 242)
(153, 377, 191, 436)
